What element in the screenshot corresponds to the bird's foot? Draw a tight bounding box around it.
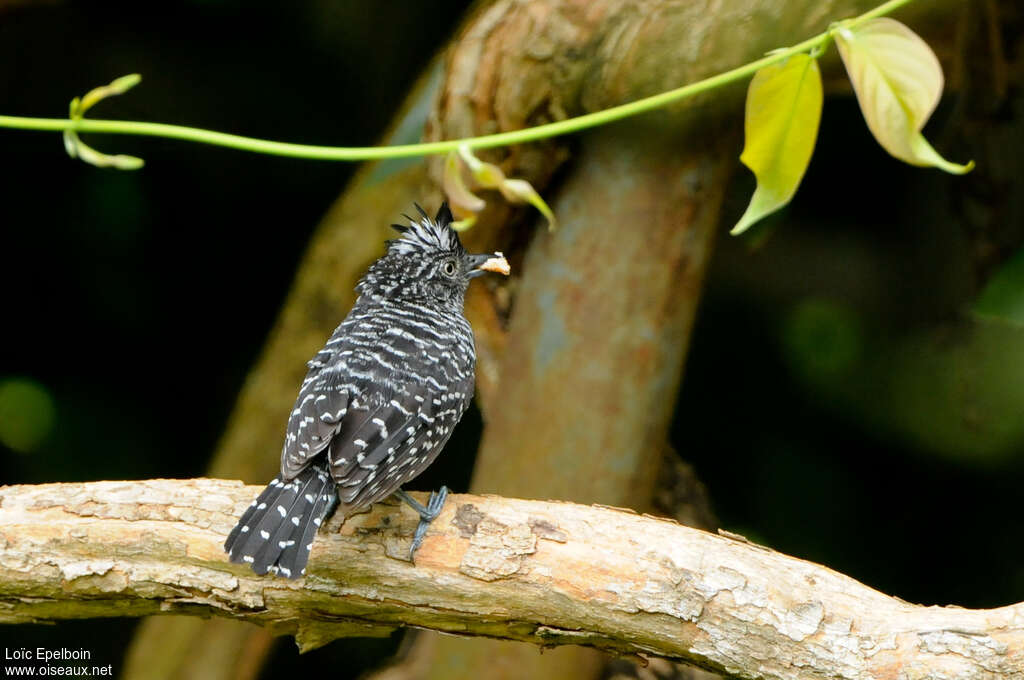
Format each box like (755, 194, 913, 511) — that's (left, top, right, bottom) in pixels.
(395, 486, 449, 560)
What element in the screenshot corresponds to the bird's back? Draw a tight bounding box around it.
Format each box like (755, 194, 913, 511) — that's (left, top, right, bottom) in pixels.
(280, 293, 476, 510)
(314, 294, 477, 402)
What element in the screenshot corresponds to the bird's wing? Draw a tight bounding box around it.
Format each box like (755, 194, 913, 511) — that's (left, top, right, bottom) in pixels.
(330, 377, 473, 511)
(280, 354, 350, 480)
(399, 375, 473, 485)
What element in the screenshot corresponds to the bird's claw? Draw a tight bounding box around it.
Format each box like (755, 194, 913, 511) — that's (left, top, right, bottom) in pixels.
(423, 486, 448, 519)
(397, 486, 449, 560)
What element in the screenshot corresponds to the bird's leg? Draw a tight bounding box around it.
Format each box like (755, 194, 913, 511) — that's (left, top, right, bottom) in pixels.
(395, 486, 449, 559)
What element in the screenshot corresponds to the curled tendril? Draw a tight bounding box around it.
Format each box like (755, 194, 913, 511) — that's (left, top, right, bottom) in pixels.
(63, 74, 145, 170)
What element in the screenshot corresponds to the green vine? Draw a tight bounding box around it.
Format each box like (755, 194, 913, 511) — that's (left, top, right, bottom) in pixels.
(0, 0, 914, 164)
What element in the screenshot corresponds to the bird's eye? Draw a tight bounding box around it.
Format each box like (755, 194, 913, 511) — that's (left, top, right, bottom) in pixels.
(441, 259, 458, 278)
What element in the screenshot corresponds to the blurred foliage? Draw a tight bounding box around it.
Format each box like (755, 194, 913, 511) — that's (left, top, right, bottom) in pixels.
(0, 377, 56, 453)
(676, 88, 1024, 611)
(782, 298, 863, 381)
(784, 299, 1024, 463)
(975, 245, 1024, 325)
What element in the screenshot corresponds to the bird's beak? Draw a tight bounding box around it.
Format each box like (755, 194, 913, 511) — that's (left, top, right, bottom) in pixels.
(468, 252, 511, 278)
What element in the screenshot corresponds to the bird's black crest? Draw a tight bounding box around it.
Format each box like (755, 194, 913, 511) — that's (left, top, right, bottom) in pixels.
(388, 202, 463, 256)
(434, 202, 454, 228)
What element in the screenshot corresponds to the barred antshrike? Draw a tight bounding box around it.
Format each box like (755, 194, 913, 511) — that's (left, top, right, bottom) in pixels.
(225, 203, 509, 578)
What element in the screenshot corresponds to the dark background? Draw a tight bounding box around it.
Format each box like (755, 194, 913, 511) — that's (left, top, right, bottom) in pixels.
(2, 1, 1022, 678)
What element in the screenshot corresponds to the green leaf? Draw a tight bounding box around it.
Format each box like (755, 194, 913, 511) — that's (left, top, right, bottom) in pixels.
(835, 18, 973, 174)
(732, 54, 823, 235)
(974, 246, 1024, 326)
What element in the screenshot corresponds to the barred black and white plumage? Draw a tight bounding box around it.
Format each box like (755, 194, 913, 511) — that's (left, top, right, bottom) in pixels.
(224, 203, 509, 579)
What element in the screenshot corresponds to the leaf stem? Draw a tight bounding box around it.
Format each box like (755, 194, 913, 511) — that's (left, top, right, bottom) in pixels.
(0, 0, 916, 162)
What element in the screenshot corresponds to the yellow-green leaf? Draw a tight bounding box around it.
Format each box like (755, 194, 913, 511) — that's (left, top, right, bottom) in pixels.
(732, 54, 823, 235)
(454, 145, 557, 231)
(835, 18, 972, 174)
(78, 73, 142, 116)
(498, 179, 556, 231)
(442, 150, 486, 214)
(63, 131, 145, 170)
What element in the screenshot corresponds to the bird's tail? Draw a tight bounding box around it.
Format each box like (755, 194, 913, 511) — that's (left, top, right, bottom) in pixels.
(224, 462, 337, 579)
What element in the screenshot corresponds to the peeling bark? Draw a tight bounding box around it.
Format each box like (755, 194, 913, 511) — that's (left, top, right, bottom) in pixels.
(2, 479, 1021, 680)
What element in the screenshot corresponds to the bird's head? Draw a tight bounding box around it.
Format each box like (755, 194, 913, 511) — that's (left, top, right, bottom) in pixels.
(357, 203, 509, 306)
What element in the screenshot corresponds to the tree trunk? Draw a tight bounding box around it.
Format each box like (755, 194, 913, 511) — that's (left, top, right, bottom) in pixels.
(386, 0, 959, 678)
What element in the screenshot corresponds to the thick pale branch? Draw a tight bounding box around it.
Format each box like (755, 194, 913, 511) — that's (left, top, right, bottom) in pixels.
(0, 479, 1021, 680)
